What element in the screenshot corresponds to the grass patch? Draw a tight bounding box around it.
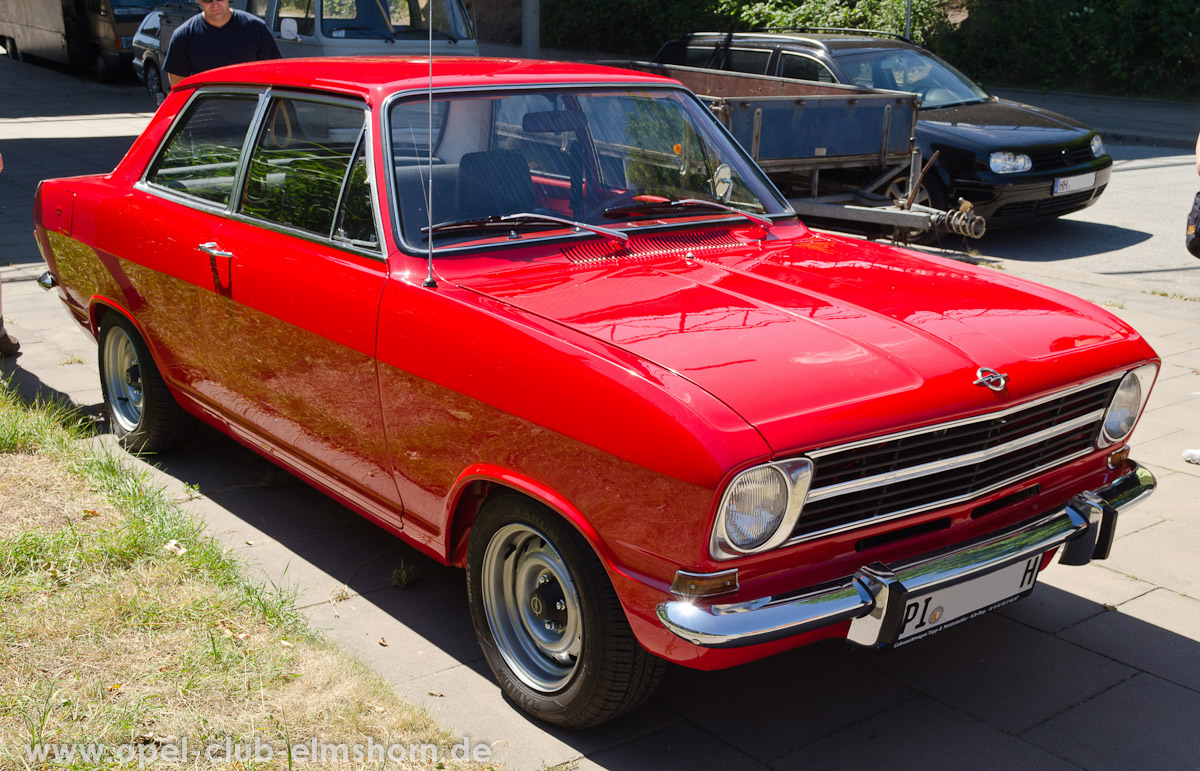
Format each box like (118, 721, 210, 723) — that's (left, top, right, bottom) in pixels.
(0, 385, 493, 770)
(1146, 289, 1200, 303)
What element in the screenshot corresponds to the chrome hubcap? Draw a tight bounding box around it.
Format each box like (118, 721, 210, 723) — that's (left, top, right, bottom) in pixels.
(102, 326, 143, 433)
(481, 523, 582, 692)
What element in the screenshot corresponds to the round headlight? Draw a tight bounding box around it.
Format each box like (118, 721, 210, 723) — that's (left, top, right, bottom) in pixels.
(1102, 370, 1144, 444)
(722, 467, 788, 551)
(989, 152, 1032, 174)
(1090, 134, 1105, 158)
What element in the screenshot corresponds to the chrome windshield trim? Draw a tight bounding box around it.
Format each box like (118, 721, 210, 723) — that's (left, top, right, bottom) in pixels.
(806, 372, 1124, 460)
(785, 447, 1094, 546)
(806, 410, 1104, 502)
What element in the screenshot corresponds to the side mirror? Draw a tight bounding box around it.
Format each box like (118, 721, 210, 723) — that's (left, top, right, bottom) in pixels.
(280, 17, 298, 41)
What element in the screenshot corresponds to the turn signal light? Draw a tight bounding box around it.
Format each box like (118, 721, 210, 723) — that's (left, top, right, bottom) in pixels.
(1107, 446, 1131, 469)
(670, 568, 739, 598)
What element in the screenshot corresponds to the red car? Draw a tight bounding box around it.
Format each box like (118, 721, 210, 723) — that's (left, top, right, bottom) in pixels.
(34, 57, 1158, 728)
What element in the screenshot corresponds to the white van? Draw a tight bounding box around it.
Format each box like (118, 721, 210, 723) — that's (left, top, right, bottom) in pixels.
(266, 0, 478, 58)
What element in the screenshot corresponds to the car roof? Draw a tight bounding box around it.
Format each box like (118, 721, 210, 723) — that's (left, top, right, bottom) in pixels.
(178, 57, 680, 101)
(674, 31, 917, 55)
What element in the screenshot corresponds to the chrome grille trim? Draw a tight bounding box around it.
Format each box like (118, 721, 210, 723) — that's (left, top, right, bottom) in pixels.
(785, 373, 1125, 547)
(806, 373, 1121, 460)
(805, 410, 1103, 503)
(783, 447, 1094, 547)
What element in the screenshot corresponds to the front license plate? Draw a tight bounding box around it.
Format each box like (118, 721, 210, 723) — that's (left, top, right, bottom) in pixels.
(894, 554, 1042, 646)
(1053, 172, 1096, 195)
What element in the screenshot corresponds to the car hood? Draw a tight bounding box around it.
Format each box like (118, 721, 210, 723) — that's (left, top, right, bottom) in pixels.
(459, 230, 1151, 454)
(918, 98, 1096, 152)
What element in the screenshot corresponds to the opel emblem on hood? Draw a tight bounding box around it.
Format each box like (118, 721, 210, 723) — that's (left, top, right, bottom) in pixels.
(974, 367, 1009, 392)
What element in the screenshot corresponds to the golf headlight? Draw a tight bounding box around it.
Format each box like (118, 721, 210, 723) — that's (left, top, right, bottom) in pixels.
(1091, 134, 1105, 157)
(1100, 364, 1157, 446)
(713, 459, 813, 557)
(989, 152, 1032, 174)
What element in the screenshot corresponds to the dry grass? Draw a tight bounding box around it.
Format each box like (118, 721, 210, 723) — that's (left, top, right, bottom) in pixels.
(0, 388, 496, 770)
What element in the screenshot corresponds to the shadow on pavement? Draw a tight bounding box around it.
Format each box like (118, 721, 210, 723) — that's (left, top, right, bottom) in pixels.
(977, 218, 1152, 262)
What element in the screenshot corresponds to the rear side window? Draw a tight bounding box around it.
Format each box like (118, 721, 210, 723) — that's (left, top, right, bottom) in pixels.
(655, 42, 717, 69)
(146, 94, 259, 205)
(240, 97, 372, 242)
(721, 47, 771, 75)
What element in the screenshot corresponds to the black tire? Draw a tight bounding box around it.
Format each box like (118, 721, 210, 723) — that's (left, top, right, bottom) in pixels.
(144, 61, 163, 102)
(94, 53, 114, 82)
(466, 493, 664, 728)
(98, 314, 195, 454)
(4, 37, 19, 61)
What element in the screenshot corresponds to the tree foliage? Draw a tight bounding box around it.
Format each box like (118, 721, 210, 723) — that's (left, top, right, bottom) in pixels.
(541, 0, 948, 57)
(935, 0, 1200, 97)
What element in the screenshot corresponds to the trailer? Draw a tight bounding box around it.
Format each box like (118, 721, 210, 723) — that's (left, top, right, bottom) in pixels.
(625, 62, 985, 240)
(0, 0, 148, 81)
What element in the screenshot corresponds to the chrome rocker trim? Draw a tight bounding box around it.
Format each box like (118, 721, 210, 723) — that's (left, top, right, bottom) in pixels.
(658, 463, 1155, 649)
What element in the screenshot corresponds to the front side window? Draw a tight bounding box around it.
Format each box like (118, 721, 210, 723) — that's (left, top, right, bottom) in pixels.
(277, 0, 315, 35)
(388, 87, 788, 250)
(778, 52, 835, 84)
(240, 97, 371, 241)
(146, 94, 259, 205)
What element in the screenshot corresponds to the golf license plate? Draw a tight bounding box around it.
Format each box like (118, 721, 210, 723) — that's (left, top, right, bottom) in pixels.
(893, 554, 1042, 647)
(1053, 172, 1096, 196)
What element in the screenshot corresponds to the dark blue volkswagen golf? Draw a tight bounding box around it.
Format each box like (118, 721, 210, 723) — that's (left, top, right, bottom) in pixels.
(654, 30, 1112, 228)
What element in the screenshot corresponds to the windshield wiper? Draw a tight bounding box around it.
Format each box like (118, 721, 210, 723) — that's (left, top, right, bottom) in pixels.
(423, 212, 629, 242)
(925, 97, 989, 110)
(602, 198, 772, 228)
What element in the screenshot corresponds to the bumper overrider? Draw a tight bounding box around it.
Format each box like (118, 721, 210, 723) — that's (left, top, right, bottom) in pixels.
(659, 463, 1155, 649)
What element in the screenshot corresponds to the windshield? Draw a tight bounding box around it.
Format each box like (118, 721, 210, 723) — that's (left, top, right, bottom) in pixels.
(833, 47, 989, 109)
(388, 87, 788, 249)
(321, 0, 472, 41)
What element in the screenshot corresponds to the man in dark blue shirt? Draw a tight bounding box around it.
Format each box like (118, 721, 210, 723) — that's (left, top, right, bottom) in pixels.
(164, 0, 280, 88)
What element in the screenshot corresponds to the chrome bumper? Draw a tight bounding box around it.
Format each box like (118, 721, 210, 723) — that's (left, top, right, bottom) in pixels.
(658, 463, 1155, 649)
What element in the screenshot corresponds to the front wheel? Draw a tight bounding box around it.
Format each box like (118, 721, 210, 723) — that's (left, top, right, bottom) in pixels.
(98, 314, 194, 454)
(466, 494, 664, 728)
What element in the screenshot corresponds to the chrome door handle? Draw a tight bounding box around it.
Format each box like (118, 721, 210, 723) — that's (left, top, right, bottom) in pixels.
(197, 241, 233, 258)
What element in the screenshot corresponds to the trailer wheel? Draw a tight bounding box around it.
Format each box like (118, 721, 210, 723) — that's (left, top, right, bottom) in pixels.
(885, 173, 949, 244)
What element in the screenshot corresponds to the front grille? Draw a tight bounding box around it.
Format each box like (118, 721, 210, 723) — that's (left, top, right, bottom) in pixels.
(995, 185, 1104, 219)
(1028, 145, 1095, 171)
(789, 377, 1121, 542)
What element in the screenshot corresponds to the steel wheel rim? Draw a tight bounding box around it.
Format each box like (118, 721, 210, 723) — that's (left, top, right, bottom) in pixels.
(102, 326, 143, 433)
(481, 522, 583, 692)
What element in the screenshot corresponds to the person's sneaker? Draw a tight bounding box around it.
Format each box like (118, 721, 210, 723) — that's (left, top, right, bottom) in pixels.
(1184, 449, 1200, 465)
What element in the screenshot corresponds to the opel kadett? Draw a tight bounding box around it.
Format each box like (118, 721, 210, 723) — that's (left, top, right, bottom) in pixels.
(34, 57, 1158, 728)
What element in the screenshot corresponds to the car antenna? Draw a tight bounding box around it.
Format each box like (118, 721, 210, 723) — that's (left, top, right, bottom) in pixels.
(422, 13, 437, 288)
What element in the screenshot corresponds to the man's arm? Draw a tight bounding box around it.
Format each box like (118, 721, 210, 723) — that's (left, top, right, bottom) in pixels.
(162, 24, 190, 88)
